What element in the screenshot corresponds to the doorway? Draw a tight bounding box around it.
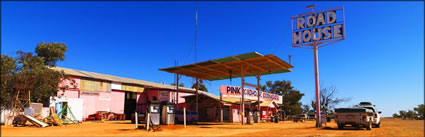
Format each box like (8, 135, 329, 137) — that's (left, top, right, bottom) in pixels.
(124, 92, 137, 120)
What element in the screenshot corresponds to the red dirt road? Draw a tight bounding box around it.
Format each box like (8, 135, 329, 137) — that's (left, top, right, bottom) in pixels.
(2, 118, 423, 136)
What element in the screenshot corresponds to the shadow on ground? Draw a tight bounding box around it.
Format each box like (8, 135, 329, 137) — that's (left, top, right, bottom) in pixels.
(321, 126, 366, 131)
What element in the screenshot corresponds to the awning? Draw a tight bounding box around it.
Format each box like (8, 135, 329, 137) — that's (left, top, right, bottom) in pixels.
(159, 52, 294, 81)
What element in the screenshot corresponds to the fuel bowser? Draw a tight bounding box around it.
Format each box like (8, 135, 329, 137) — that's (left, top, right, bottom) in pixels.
(161, 103, 175, 125)
(254, 110, 260, 123)
(247, 110, 254, 124)
(148, 101, 161, 127)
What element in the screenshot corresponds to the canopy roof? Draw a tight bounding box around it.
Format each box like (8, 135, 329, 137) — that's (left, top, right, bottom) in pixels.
(159, 52, 294, 81)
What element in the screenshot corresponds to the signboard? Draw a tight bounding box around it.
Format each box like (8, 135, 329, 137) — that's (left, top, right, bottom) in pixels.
(219, 85, 282, 103)
(291, 7, 344, 47)
(111, 82, 122, 90)
(158, 91, 169, 102)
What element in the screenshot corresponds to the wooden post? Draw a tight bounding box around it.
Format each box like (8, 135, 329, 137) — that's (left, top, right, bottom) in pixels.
(28, 90, 31, 105)
(183, 107, 186, 128)
(135, 112, 138, 128)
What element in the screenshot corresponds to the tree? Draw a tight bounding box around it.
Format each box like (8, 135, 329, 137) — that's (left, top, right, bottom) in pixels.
(406, 110, 418, 120)
(399, 110, 407, 119)
(414, 104, 424, 120)
(35, 42, 67, 67)
(262, 80, 304, 115)
(302, 104, 312, 114)
(15, 51, 68, 106)
(171, 83, 185, 87)
(191, 79, 208, 92)
(392, 113, 400, 118)
(311, 85, 350, 115)
(0, 55, 17, 109)
(1, 42, 71, 111)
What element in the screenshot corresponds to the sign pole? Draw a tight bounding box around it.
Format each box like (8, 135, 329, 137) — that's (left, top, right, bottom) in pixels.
(291, 6, 344, 128)
(313, 43, 321, 127)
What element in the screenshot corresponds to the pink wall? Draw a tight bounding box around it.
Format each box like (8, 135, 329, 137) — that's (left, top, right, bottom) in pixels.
(61, 90, 79, 98)
(80, 94, 97, 119)
(111, 91, 125, 114)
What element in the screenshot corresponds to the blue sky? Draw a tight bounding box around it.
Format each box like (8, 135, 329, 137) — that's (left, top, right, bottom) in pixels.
(2, 1, 423, 117)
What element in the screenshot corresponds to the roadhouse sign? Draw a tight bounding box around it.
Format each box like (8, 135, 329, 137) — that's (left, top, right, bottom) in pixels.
(220, 85, 282, 103)
(291, 7, 344, 46)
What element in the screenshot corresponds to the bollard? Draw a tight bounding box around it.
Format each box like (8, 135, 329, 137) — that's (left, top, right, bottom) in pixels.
(146, 113, 150, 131)
(135, 112, 138, 128)
(220, 109, 223, 123)
(183, 107, 186, 128)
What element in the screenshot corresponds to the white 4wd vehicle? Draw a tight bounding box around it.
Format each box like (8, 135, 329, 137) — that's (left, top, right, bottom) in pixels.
(357, 102, 382, 128)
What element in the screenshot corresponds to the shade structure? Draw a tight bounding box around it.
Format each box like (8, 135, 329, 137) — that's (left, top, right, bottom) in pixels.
(159, 52, 294, 81)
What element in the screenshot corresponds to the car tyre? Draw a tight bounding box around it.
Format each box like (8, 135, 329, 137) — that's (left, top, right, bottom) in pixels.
(338, 124, 344, 130)
(366, 122, 372, 130)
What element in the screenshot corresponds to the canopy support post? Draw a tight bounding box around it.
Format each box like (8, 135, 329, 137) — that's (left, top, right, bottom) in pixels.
(176, 74, 180, 110)
(241, 65, 245, 125)
(256, 73, 261, 119)
(196, 78, 199, 113)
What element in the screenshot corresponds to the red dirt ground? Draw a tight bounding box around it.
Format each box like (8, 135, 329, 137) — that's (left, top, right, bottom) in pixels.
(1, 118, 423, 136)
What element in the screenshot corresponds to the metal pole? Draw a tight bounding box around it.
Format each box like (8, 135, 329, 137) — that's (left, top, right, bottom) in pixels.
(256, 74, 260, 111)
(313, 44, 321, 127)
(241, 65, 245, 125)
(196, 78, 199, 112)
(176, 74, 180, 110)
(256, 74, 261, 118)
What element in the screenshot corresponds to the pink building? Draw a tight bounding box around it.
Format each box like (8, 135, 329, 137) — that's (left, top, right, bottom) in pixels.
(54, 67, 197, 121)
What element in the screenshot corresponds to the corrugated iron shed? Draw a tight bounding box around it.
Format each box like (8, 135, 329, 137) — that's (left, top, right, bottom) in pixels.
(51, 67, 202, 93)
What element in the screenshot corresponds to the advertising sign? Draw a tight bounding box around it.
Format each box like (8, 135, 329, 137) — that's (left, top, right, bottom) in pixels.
(158, 91, 169, 102)
(291, 7, 344, 47)
(219, 85, 282, 103)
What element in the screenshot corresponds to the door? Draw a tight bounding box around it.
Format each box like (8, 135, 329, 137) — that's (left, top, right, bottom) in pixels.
(124, 92, 137, 120)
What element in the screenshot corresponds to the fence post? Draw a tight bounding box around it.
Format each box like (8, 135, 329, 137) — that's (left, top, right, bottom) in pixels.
(221, 109, 223, 122)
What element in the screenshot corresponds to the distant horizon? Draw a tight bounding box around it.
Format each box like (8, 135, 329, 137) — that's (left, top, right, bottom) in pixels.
(2, 1, 423, 117)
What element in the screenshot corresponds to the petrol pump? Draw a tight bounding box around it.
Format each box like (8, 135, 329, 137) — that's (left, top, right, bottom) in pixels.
(148, 101, 161, 130)
(247, 109, 254, 124)
(253, 110, 260, 123)
(161, 102, 175, 125)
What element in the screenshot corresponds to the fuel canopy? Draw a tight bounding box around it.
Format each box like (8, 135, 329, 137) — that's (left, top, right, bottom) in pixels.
(159, 52, 294, 81)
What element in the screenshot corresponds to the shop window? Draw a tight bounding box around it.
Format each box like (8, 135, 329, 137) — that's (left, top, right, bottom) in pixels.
(132, 93, 137, 99)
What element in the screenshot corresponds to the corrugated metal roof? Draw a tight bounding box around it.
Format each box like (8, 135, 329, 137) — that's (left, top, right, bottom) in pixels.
(51, 67, 202, 93)
(159, 52, 294, 81)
